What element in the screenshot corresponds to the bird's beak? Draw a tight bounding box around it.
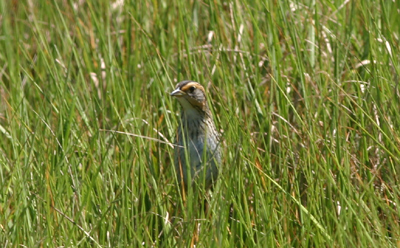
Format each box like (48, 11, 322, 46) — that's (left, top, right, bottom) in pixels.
(170, 88, 185, 97)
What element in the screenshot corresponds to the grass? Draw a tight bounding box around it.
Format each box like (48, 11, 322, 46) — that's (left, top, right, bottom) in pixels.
(1, 0, 400, 247)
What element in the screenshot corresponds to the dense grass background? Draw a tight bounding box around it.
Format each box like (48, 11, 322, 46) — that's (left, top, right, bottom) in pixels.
(1, 0, 400, 247)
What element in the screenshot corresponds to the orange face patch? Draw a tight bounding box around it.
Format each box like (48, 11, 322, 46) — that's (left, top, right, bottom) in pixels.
(180, 82, 205, 93)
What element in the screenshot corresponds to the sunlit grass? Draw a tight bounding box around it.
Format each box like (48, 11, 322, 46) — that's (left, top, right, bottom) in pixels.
(1, 0, 400, 247)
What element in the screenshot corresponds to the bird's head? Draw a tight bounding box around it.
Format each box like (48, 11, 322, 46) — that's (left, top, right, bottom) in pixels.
(170, 80, 210, 117)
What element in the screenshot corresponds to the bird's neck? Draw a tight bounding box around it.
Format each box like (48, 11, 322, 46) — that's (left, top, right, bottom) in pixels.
(180, 105, 211, 122)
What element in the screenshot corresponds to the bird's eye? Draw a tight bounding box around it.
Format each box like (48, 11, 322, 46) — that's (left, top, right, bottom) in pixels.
(188, 86, 196, 93)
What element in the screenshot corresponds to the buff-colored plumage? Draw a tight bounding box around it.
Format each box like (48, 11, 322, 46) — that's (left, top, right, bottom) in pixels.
(170, 80, 221, 189)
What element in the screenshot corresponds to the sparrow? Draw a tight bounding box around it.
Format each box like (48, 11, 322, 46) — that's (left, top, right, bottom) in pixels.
(170, 80, 221, 190)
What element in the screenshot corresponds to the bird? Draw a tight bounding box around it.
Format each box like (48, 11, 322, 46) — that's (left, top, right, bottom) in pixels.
(170, 80, 221, 191)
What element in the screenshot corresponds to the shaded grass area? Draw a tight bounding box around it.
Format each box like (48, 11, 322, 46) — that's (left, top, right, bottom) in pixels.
(1, 0, 400, 246)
